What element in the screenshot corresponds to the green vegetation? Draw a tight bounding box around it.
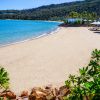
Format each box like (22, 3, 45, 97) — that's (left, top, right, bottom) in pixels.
(0, 67, 9, 90)
(68, 11, 97, 20)
(63, 11, 98, 25)
(64, 49, 100, 100)
(0, 0, 99, 20)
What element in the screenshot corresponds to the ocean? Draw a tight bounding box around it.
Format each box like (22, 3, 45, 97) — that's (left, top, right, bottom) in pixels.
(0, 20, 60, 46)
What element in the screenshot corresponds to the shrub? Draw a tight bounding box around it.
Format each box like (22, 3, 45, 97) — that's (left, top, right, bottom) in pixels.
(64, 49, 100, 100)
(63, 19, 68, 24)
(0, 67, 9, 90)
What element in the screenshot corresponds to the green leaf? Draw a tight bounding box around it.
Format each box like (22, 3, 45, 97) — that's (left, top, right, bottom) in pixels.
(64, 49, 100, 100)
(0, 67, 9, 90)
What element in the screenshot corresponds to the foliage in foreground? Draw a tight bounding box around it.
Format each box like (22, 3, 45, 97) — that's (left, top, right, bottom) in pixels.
(0, 67, 9, 90)
(64, 49, 100, 100)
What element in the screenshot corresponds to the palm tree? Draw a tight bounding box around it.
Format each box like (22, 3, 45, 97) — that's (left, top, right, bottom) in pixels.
(0, 67, 9, 90)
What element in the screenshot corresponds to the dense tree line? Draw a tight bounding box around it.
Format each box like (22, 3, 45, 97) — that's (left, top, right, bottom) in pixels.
(0, 0, 100, 20)
(68, 11, 98, 20)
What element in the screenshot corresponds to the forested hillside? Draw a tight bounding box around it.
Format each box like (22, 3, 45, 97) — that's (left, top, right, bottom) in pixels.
(0, 0, 100, 20)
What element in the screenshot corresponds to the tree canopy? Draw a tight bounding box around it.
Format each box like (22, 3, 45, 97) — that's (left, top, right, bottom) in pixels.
(0, 0, 99, 20)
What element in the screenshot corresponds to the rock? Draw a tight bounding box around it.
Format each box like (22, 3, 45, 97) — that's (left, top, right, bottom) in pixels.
(36, 91, 46, 96)
(36, 95, 47, 100)
(29, 88, 48, 100)
(29, 92, 47, 100)
(20, 91, 28, 97)
(52, 88, 59, 96)
(29, 95, 36, 100)
(41, 86, 58, 100)
(6, 91, 16, 99)
(59, 86, 70, 96)
(45, 85, 52, 90)
(45, 88, 57, 100)
(46, 94, 56, 100)
(0, 90, 16, 99)
(29, 88, 37, 100)
(0, 85, 71, 100)
(34, 87, 47, 94)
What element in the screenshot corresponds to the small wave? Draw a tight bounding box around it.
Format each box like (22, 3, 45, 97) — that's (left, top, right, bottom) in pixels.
(0, 27, 61, 48)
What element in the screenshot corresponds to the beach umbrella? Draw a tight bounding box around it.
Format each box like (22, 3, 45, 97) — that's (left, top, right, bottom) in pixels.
(83, 19, 87, 21)
(94, 20, 96, 22)
(91, 21, 100, 25)
(89, 20, 92, 22)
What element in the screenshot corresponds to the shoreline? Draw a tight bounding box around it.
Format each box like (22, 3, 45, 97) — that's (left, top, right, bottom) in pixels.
(0, 19, 62, 23)
(0, 26, 61, 48)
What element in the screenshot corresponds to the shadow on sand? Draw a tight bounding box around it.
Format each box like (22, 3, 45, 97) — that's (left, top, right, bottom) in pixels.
(94, 31, 100, 34)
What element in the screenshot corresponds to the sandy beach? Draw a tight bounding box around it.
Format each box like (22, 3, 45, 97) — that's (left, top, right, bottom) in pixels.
(0, 27, 100, 93)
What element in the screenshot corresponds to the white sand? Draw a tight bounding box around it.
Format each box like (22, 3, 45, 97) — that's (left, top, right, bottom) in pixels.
(0, 27, 100, 93)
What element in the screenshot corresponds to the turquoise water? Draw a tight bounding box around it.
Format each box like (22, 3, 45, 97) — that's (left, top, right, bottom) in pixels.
(0, 20, 60, 46)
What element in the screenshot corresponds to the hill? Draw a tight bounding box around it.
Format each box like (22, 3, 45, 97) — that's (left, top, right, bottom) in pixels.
(0, 0, 100, 20)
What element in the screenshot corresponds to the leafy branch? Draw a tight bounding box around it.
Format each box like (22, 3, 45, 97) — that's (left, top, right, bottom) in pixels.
(0, 67, 9, 90)
(64, 49, 100, 100)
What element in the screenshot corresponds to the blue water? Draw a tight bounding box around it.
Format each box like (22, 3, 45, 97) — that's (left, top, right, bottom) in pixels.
(0, 20, 60, 46)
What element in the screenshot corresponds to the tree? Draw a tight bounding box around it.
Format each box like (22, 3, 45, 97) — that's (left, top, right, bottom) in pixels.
(0, 67, 9, 90)
(68, 11, 80, 18)
(64, 49, 100, 100)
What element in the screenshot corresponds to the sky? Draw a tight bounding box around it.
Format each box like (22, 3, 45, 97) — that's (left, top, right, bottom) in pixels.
(0, 0, 82, 10)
